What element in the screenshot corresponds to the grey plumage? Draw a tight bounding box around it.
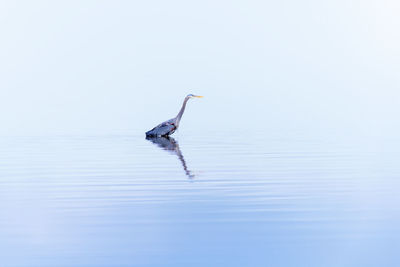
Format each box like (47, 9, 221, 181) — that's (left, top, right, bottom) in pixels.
(145, 94, 203, 137)
(145, 119, 177, 137)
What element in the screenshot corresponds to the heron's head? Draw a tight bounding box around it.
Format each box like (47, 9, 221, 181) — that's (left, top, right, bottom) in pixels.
(187, 94, 203, 99)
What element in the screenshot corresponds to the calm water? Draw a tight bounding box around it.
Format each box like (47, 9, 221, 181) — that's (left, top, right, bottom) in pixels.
(0, 130, 399, 267)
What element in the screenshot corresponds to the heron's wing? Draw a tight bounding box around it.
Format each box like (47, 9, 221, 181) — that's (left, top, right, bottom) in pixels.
(155, 118, 175, 128)
(146, 119, 176, 136)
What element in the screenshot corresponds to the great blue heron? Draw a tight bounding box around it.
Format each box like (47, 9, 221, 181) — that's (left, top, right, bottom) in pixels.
(145, 94, 203, 137)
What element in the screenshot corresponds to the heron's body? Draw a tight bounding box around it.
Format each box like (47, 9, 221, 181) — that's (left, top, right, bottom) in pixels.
(145, 118, 177, 137)
(145, 94, 202, 137)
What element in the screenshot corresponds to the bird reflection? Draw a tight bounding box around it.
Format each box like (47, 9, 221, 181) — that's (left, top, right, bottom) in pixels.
(146, 136, 195, 179)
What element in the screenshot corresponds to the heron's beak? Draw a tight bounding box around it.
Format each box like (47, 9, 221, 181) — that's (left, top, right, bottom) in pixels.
(195, 95, 203, 98)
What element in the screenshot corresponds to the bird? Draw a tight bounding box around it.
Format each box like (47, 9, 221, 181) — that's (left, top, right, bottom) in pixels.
(145, 94, 203, 137)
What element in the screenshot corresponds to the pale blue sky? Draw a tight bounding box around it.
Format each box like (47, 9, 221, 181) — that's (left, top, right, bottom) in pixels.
(0, 0, 399, 136)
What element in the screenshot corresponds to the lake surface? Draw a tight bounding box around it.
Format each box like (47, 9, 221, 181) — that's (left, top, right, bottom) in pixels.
(0, 130, 399, 267)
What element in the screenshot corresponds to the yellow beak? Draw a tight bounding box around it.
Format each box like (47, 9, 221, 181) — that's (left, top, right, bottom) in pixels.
(195, 95, 204, 98)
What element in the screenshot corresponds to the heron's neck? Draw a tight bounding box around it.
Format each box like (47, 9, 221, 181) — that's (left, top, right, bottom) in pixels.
(175, 97, 189, 126)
